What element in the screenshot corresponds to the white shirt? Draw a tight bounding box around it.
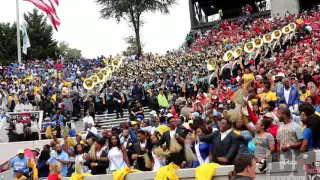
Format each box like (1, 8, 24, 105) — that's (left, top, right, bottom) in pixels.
(284, 87, 291, 104)
(14, 103, 24, 112)
(15, 122, 24, 134)
(220, 128, 233, 141)
(23, 103, 33, 111)
(83, 116, 94, 125)
(85, 126, 98, 137)
(169, 128, 177, 138)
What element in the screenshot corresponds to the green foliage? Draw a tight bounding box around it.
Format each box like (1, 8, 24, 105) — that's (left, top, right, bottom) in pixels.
(0, 23, 17, 65)
(0, 9, 59, 64)
(58, 41, 82, 60)
(24, 9, 58, 60)
(95, 0, 177, 56)
(123, 35, 144, 56)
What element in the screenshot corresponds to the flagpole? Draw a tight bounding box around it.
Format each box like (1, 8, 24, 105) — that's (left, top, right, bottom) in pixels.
(16, 0, 22, 64)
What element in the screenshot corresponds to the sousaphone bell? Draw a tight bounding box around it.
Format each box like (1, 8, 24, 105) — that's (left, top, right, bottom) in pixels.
(223, 50, 234, 62)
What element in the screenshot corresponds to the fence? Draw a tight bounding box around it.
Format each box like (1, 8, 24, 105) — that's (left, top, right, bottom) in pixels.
(95, 107, 152, 130)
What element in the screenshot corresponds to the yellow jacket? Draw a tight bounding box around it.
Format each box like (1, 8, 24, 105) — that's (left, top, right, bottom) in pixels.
(154, 163, 180, 180)
(195, 163, 220, 180)
(112, 167, 140, 180)
(70, 172, 91, 180)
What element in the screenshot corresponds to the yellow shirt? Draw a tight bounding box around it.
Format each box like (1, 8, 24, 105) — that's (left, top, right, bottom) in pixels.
(14, 175, 27, 180)
(34, 86, 40, 95)
(259, 91, 277, 110)
(300, 90, 311, 102)
(242, 73, 255, 86)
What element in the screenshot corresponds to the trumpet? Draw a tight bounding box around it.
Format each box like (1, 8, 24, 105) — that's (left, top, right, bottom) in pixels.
(223, 50, 234, 62)
(263, 33, 273, 44)
(233, 47, 242, 59)
(253, 37, 264, 48)
(244, 42, 254, 53)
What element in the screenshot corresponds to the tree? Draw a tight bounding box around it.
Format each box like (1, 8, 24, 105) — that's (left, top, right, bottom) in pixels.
(0, 23, 17, 65)
(58, 41, 82, 60)
(123, 35, 144, 55)
(24, 9, 59, 60)
(95, 0, 177, 56)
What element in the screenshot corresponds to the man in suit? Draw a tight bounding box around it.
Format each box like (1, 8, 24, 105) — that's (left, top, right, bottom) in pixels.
(199, 118, 239, 165)
(277, 78, 300, 111)
(121, 128, 134, 165)
(84, 138, 109, 175)
(158, 116, 187, 168)
(132, 130, 152, 171)
(112, 88, 124, 119)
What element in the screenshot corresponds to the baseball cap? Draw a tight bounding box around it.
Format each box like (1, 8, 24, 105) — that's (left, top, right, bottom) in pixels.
(264, 112, 274, 119)
(14, 168, 24, 173)
(18, 149, 24, 154)
(275, 72, 285, 78)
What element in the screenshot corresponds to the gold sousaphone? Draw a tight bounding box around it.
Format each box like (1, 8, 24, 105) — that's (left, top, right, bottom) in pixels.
(272, 30, 282, 40)
(289, 22, 296, 32)
(244, 42, 254, 53)
(282, 26, 291, 35)
(207, 59, 216, 71)
(223, 50, 234, 62)
(233, 47, 242, 59)
(83, 78, 94, 90)
(263, 33, 273, 44)
(253, 37, 264, 48)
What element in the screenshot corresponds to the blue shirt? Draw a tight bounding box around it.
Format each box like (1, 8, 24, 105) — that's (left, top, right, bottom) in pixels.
(302, 128, 320, 150)
(47, 151, 69, 177)
(10, 156, 29, 177)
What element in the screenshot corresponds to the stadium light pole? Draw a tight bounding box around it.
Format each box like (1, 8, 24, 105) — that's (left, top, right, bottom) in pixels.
(16, 0, 22, 64)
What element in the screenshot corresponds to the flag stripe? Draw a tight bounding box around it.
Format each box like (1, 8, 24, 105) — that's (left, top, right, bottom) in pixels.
(25, 0, 60, 30)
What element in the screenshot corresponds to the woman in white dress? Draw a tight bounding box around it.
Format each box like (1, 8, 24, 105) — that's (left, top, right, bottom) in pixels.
(75, 144, 89, 172)
(150, 134, 166, 171)
(107, 135, 131, 172)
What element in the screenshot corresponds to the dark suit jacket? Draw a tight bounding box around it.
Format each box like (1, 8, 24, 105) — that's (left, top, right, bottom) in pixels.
(158, 129, 186, 166)
(84, 149, 109, 175)
(200, 130, 239, 165)
(122, 138, 134, 165)
(132, 141, 152, 171)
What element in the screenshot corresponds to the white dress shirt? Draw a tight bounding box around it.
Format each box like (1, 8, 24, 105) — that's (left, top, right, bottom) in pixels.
(169, 128, 177, 138)
(83, 116, 94, 125)
(15, 122, 24, 134)
(284, 87, 291, 104)
(220, 128, 233, 141)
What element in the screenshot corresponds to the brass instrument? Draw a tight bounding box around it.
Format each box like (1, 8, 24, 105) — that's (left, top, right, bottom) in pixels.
(207, 59, 216, 71)
(223, 50, 234, 62)
(253, 38, 264, 48)
(96, 72, 105, 83)
(263, 33, 273, 44)
(282, 26, 291, 35)
(272, 30, 282, 40)
(112, 59, 120, 69)
(100, 68, 109, 77)
(91, 75, 99, 84)
(233, 47, 242, 59)
(83, 78, 94, 90)
(289, 22, 296, 32)
(244, 42, 254, 53)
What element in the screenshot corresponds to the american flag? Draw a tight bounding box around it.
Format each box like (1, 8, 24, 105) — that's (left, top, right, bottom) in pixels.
(25, 0, 60, 31)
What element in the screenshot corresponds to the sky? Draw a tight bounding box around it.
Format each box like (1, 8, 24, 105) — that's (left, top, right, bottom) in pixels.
(0, 0, 191, 58)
